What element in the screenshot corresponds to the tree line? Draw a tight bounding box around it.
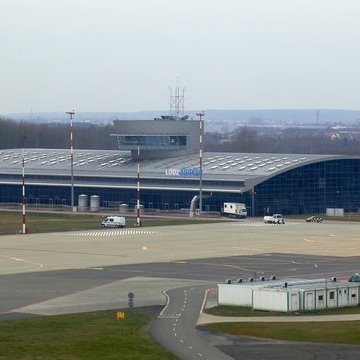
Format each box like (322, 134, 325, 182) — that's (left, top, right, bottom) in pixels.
(0, 118, 117, 150)
(1, 117, 359, 155)
(205, 126, 360, 155)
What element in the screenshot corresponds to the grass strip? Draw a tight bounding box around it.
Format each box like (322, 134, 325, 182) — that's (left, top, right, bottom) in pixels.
(0, 210, 221, 235)
(201, 321, 360, 345)
(0, 309, 177, 360)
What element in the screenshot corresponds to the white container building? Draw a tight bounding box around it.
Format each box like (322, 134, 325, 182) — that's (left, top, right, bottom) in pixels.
(218, 278, 360, 313)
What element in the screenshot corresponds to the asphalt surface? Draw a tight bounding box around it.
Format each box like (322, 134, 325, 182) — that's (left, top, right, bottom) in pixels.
(1, 219, 360, 359)
(151, 285, 233, 360)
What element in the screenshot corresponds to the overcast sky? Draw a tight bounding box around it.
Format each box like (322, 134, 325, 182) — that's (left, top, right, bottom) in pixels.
(1, 0, 360, 114)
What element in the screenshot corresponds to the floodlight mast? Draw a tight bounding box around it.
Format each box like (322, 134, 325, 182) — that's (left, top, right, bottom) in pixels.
(21, 136, 27, 234)
(136, 145, 141, 227)
(196, 112, 205, 215)
(66, 110, 75, 212)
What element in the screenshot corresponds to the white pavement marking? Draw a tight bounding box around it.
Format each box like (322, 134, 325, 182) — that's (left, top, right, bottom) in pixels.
(68, 229, 157, 237)
(228, 221, 303, 227)
(230, 247, 265, 253)
(1, 255, 44, 269)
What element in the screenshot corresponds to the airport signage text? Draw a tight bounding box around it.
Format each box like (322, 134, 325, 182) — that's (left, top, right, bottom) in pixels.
(165, 168, 202, 177)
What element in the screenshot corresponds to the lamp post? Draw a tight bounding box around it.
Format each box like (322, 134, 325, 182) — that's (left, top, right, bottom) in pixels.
(21, 136, 27, 234)
(66, 110, 75, 211)
(136, 145, 141, 227)
(251, 189, 256, 217)
(196, 112, 205, 215)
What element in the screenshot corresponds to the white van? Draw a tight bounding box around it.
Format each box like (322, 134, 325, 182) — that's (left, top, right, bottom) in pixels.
(101, 216, 126, 228)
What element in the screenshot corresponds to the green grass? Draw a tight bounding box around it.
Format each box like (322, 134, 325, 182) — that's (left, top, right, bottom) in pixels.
(201, 321, 360, 345)
(0, 309, 177, 360)
(0, 210, 222, 235)
(206, 305, 360, 317)
(202, 305, 360, 345)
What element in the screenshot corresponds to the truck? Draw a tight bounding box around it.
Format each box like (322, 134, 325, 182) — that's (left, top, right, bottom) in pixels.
(264, 214, 285, 224)
(101, 216, 126, 228)
(349, 273, 360, 283)
(220, 202, 247, 218)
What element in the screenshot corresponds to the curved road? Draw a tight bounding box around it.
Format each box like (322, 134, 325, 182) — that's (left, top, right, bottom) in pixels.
(151, 285, 232, 360)
(152, 285, 360, 360)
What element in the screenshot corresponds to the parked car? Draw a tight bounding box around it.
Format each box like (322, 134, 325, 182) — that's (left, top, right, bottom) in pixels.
(264, 214, 285, 224)
(348, 274, 360, 283)
(101, 216, 126, 228)
(306, 216, 322, 223)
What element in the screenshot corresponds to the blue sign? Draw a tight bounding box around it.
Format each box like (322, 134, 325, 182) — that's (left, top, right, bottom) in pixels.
(165, 168, 202, 177)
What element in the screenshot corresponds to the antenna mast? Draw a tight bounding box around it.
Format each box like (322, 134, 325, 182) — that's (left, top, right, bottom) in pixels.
(169, 80, 185, 118)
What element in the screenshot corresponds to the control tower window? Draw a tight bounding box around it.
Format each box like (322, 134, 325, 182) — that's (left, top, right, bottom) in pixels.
(117, 135, 186, 147)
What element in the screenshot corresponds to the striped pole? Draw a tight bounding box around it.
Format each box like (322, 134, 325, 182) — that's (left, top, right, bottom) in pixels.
(22, 140, 26, 234)
(196, 112, 205, 215)
(136, 145, 141, 227)
(67, 110, 75, 211)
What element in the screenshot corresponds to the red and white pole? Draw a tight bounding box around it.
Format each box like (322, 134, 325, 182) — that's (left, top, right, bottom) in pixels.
(22, 144, 26, 234)
(196, 112, 205, 215)
(136, 145, 141, 227)
(66, 110, 75, 211)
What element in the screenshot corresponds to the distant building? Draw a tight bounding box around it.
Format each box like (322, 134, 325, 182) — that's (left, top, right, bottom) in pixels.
(1, 116, 360, 215)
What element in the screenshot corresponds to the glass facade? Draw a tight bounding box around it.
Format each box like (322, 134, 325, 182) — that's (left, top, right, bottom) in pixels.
(1, 159, 359, 216)
(116, 135, 187, 149)
(253, 159, 360, 215)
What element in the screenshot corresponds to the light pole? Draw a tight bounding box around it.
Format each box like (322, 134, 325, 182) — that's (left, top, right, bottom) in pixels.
(21, 136, 27, 234)
(66, 110, 75, 212)
(251, 189, 256, 217)
(136, 145, 141, 227)
(196, 112, 205, 215)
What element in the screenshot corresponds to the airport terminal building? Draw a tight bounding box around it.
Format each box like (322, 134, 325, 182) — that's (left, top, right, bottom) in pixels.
(1, 116, 360, 216)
